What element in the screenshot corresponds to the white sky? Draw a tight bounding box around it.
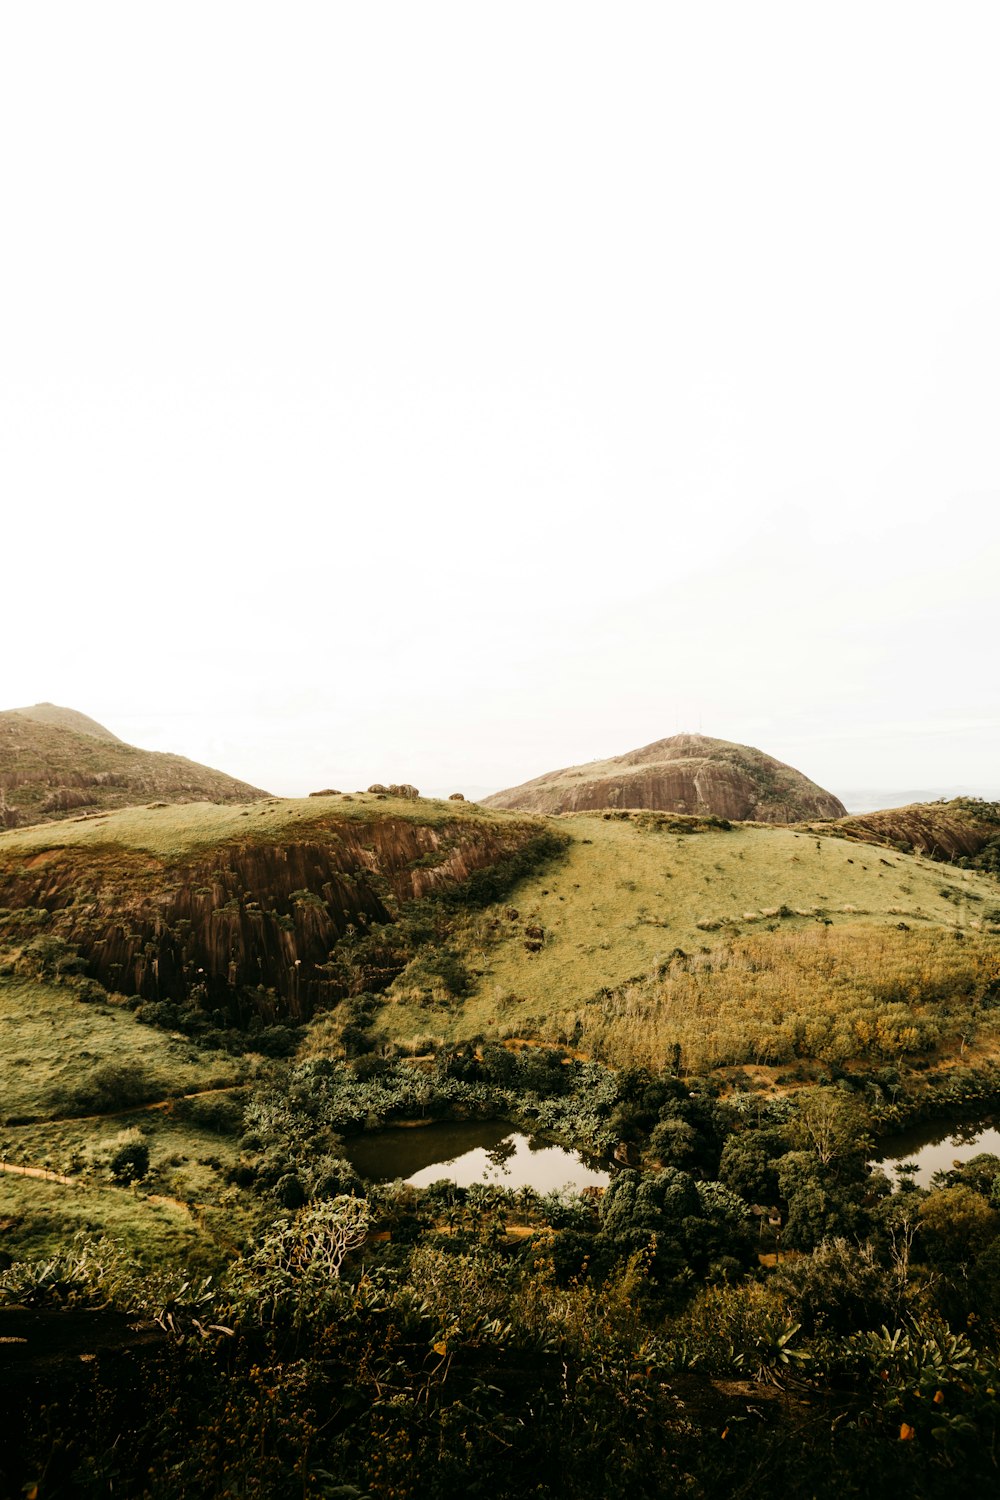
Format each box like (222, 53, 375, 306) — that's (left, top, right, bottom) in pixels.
(2, 3, 999, 802)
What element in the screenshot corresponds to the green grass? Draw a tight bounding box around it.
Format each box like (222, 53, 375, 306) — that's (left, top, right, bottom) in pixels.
(0, 1170, 224, 1268)
(381, 812, 1000, 1048)
(0, 976, 243, 1123)
(0, 792, 530, 862)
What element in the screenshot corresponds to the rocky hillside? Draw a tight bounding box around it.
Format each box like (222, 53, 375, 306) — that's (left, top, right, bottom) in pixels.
(0, 795, 555, 1022)
(0, 704, 269, 828)
(483, 733, 847, 822)
(830, 798, 1000, 864)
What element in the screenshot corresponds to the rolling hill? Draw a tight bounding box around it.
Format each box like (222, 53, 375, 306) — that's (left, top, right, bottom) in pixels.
(0, 703, 269, 827)
(482, 733, 847, 822)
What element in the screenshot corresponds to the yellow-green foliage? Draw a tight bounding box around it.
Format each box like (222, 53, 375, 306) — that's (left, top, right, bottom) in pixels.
(0, 975, 241, 1122)
(382, 812, 1000, 1056)
(3, 1103, 245, 1204)
(577, 927, 1000, 1072)
(0, 792, 530, 862)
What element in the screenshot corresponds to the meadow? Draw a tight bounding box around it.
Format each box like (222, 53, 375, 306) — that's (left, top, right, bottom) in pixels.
(382, 810, 1000, 1063)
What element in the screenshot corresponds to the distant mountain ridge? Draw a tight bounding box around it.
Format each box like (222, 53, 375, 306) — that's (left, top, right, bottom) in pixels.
(0, 702, 270, 828)
(482, 732, 847, 823)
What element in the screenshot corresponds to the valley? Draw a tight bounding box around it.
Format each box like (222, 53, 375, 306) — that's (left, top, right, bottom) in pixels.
(3, 710, 1000, 1496)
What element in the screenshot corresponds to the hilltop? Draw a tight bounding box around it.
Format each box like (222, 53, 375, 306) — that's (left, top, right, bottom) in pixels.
(9, 702, 125, 742)
(483, 732, 847, 822)
(0, 703, 269, 827)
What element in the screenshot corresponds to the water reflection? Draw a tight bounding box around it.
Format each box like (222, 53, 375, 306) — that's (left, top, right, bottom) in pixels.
(876, 1117, 1000, 1188)
(346, 1121, 610, 1193)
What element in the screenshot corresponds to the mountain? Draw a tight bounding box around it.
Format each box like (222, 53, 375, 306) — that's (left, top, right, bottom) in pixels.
(0, 703, 270, 827)
(482, 732, 847, 822)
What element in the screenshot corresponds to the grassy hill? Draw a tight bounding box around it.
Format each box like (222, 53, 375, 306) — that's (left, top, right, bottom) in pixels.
(0, 704, 269, 827)
(378, 808, 1000, 1073)
(0, 968, 250, 1265)
(0, 793, 559, 1022)
(4, 792, 998, 1078)
(10, 703, 125, 742)
(2, 791, 999, 1267)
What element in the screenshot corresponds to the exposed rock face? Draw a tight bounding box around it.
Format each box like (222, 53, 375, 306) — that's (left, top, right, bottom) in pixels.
(0, 706, 269, 826)
(832, 801, 1000, 862)
(0, 812, 546, 1021)
(483, 733, 847, 823)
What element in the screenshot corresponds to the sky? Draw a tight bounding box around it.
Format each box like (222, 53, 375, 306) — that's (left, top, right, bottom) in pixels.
(2, 3, 999, 803)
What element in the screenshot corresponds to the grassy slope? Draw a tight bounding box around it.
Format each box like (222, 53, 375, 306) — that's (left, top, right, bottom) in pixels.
(11, 703, 124, 741)
(382, 811, 1000, 1046)
(0, 791, 526, 862)
(0, 975, 249, 1264)
(0, 977, 242, 1123)
(0, 795, 544, 1262)
(0, 1172, 224, 1267)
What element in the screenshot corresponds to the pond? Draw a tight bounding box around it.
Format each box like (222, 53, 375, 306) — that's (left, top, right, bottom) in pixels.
(345, 1120, 611, 1193)
(876, 1114, 1000, 1188)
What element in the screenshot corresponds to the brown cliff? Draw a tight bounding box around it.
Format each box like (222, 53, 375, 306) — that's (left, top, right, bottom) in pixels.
(0, 801, 552, 1021)
(829, 799, 1000, 863)
(483, 733, 847, 823)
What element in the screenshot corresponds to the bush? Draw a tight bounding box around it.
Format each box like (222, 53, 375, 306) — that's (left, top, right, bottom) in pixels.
(109, 1137, 150, 1185)
(64, 1062, 162, 1115)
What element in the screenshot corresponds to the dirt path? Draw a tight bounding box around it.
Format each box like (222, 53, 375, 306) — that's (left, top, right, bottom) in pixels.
(0, 1158, 217, 1222)
(12, 1080, 248, 1128)
(0, 1161, 76, 1187)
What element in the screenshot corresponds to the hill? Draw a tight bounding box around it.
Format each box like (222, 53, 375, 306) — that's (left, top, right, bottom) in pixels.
(0, 794, 557, 1024)
(828, 797, 1000, 866)
(381, 807, 1000, 1067)
(482, 732, 847, 822)
(0, 704, 270, 827)
(9, 702, 125, 742)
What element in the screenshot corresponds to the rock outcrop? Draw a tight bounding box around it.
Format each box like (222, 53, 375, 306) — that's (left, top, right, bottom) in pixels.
(0, 807, 550, 1021)
(831, 800, 1000, 862)
(483, 733, 847, 823)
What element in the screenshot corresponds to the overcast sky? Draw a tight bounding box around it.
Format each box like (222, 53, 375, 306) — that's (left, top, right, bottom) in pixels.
(3, 3, 998, 802)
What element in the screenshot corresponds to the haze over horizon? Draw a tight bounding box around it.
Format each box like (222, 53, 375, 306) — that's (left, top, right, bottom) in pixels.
(3, 4, 998, 802)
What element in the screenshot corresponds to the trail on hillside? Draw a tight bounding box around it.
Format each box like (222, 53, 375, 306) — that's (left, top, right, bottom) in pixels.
(0, 1158, 224, 1224)
(0, 1161, 76, 1187)
(42, 1083, 246, 1127)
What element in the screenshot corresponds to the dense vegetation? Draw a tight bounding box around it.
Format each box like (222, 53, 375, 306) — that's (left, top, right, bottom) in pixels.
(4, 794, 1000, 1494)
(6, 1043, 1000, 1496)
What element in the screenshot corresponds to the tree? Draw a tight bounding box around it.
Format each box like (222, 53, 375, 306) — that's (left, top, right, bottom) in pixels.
(918, 1185, 999, 1269)
(788, 1087, 870, 1168)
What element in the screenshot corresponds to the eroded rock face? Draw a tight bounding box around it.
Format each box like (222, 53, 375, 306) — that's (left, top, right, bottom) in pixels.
(483, 733, 847, 823)
(833, 802, 1000, 861)
(0, 814, 545, 1021)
